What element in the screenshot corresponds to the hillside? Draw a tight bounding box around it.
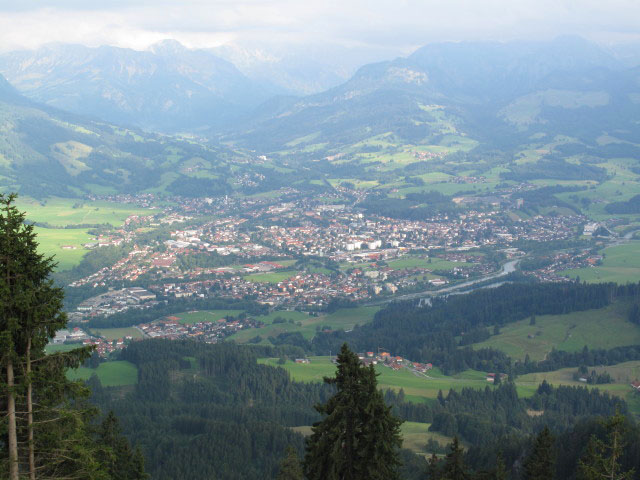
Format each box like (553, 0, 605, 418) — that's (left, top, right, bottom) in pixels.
(0, 75, 247, 198)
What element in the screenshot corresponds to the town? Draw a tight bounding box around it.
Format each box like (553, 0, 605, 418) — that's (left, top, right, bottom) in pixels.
(50, 182, 621, 356)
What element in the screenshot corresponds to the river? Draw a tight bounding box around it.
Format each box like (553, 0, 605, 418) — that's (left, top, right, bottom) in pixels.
(365, 258, 520, 306)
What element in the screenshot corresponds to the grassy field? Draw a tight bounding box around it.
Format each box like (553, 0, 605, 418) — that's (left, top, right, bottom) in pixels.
(19, 196, 159, 270)
(68, 360, 138, 387)
(472, 300, 640, 361)
(92, 327, 143, 340)
(401, 421, 453, 456)
(171, 309, 246, 324)
(561, 241, 640, 284)
(228, 307, 380, 343)
(33, 227, 94, 270)
(246, 271, 295, 283)
(45, 343, 79, 354)
(517, 361, 640, 415)
(260, 356, 640, 415)
(18, 196, 157, 227)
(292, 422, 451, 456)
(259, 357, 489, 402)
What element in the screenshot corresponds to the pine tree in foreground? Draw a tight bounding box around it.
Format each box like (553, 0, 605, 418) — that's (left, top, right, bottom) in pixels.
(0, 194, 147, 479)
(277, 446, 304, 480)
(577, 411, 635, 480)
(303, 343, 403, 480)
(523, 426, 555, 480)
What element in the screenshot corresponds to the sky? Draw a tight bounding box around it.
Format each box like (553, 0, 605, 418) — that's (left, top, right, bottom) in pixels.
(0, 0, 639, 54)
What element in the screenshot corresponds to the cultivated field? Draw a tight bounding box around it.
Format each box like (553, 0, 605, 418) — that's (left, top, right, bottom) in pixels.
(228, 307, 380, 343)
(92, 327, 144, 340)
(561, 241, 640, 284)
(171, 309, 246, 324)
(33, 227, 94, 270)
(68, 360, 138, 387)
(261, 356, 640, 415)
(259, 356, 489, 402)
(18, 196, 158, 227)
(472, 300, 640, 361)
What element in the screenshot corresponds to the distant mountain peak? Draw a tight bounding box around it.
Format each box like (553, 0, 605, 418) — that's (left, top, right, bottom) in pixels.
(149, 39, 188, 56)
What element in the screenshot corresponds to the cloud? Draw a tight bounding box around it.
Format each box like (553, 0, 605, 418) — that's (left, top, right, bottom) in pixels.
(0, 0, 639, 53)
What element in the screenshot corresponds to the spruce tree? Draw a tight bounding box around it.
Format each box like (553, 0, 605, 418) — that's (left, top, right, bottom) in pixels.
(495, 451, 507, 480)
(577, 411, 635, 480)
(523, 426, 555, 480)
(0, 194, 147, 479)
(98, 412, 150, 480)
(426, 453, 441, 479)
(303, 343, 403, 480)
(441, 437, 468, 480)
(277, 446, 304, 480)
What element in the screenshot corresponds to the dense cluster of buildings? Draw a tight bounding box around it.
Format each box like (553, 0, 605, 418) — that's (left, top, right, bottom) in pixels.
(138, 315, 262, 342)
(67, 186, 602, 318)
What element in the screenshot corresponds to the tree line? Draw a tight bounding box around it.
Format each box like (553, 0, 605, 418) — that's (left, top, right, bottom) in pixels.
(312, 281, 635, 373)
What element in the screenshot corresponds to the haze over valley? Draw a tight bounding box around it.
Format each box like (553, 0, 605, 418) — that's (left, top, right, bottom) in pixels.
(2, 2, 640, 479)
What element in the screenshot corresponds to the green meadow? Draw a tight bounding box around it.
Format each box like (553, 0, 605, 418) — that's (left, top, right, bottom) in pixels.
(259, 357, 489, 402)
(261, 356, 640, 415)
(68, 360, 138, 387)
(293, 421, 452, 457)
(171, 309, 246, 324)
(561, 241, 640, 284)
(517, 361, 640, 415)
(92, 327, 144, 340)
(45, 343, 79, 354)
(472, 300, 640, 361)
(18, 196, 157, 227)
(228, 306, 380, 343)
(33, 227, 94, 270)
(21, 196, 158, 270)
(400, 422, 454, 456)
(246, 271, 296, 283)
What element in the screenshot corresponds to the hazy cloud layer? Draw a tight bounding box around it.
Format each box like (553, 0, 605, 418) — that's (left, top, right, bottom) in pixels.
(0, 0, 639, 53)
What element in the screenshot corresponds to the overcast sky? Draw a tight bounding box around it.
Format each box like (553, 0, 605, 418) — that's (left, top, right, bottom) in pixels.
(0, 0, 639, 54)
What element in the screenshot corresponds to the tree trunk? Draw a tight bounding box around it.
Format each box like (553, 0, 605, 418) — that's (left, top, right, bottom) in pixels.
(27, 337, 36, 480)
(7, 357, 20, 480)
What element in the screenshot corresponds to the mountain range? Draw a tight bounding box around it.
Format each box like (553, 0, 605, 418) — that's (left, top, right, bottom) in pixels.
(0, 35, 639, 198)
(0, 40, 277, 132)
(227, 36, 640, 155)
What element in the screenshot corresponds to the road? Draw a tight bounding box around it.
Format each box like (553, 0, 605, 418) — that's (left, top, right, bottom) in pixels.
(365, 259, 520, 306)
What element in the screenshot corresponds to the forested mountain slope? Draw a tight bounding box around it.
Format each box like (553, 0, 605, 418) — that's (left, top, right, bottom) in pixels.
(0, 76, 243, 198)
